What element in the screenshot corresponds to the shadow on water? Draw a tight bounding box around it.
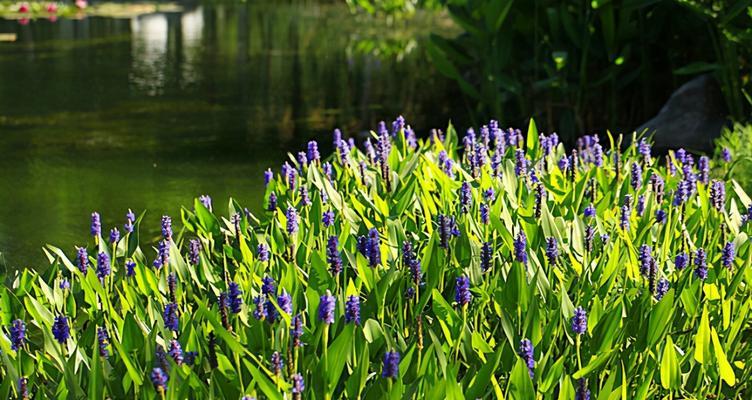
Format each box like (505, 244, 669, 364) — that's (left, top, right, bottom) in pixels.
(0, 1, 462, 268)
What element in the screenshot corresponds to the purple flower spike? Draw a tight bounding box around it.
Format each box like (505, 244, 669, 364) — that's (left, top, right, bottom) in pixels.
(97, 327, 109, 358)
(519, 339, 534, 378)
(318, 290, 336, 324)
(382, 350, 400, 379)
(345, 295, 361, 325)
(52, 315, 70, 344)
(694, 248, 708, 280)
(76, 247, 88, 274)
(454, 276, 472, 307)
(9, 319, 25, 351)
(91, 212, 101, 237)
(514, 231, 527, 265)
(571, 307, 587, 335)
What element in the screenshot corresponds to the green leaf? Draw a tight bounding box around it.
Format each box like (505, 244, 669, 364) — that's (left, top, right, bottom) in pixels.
(327, 324, 355, 392)
(711, 327, 736, 386)
(660, 336, 680, 390)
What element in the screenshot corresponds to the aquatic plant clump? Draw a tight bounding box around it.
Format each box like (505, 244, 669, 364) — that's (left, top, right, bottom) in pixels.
(2, 117, 752, 398)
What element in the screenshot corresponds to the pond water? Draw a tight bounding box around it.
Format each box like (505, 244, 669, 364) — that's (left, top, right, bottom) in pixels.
(0, 2, 461, 269)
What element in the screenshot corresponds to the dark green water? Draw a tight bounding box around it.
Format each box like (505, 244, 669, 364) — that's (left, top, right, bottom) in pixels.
(0, 2, 460, 269)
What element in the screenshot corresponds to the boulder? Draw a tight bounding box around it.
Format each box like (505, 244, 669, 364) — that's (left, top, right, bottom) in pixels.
(637, 74, 728, 153)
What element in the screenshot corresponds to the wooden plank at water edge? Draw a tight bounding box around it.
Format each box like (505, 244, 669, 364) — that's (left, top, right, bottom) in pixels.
(0, 33, 16, 42)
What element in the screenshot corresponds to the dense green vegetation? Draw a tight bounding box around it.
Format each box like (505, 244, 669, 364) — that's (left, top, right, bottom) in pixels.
(353, 0, 752, 134)
(1, 117, 751, 398)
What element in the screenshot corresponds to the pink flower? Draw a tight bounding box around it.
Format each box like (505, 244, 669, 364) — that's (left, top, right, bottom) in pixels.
(75, 0, 87, 9)
(18, 3, 29, 13)
(46, 3, 57, 13)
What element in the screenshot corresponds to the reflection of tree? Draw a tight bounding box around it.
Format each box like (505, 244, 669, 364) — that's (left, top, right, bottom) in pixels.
(0, 2, 461, 268)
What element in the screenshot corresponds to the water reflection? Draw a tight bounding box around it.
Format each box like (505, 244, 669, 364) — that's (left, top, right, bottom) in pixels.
(0, 2, 460, 269)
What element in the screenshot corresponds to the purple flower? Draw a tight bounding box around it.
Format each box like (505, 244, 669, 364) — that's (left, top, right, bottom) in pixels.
(337, 139, 351, 166)
(267, 192, 278, 212)
(189, 239, 201, 265)
(278, 290, 293, 315)
(443, 158, 455, 178)
(60, 278, 70, 289)
(674, 252, 689, 270)
(125, 260, 136, 277)
(109, 228, 120, 244)
(571, 307, 587, 335)
(291, 314, 304, 347)
(124, 209, 135, 233)
(558, 156, 569, 172)
(292, 373, 305, 394)
(327, 236, 342, 275)
(698, 156, 709, 184)
(545, 237, 558, 265)
(655, 209, 667, 223)
(161, 216, 172, 241)
(9, 319, 25, 351)
(168, 339, 183, 365)
(151, 368, 168, 393)
(91, 212, 101, 237)
(575, 378, 590, 400)
(318, 290, 336, 324)
(264, 168, 273, 186)
(638, 138, 651, 163)
(584, 204, 595, 218)
(199, 195, 213, 211)
(163, 303, 179, 332)
(639, 244, 653, 277)
(722, 241, 735, 268)
(322, 162, 334, 182)
(252, 296, 266, 320)
(518, 339, 534, 378)
(710, 180, 726, 211)
(228, 282, 243, 314)
(382, 350, 400, 379)
(368, 228, 381, 268)
(286, 207, 299, 236)
(655, 278, 669, 300)
(184, 351, 197, 366)
(322, 210, 336, 227)
(297, 151, 307, 167)
(18, 377, 28, 400)
(694, 248, 708, 280)
(454, 276, 472, 307)
(308, 141, 320, 164)
(673, 180, 690, 206)
(96, 252, 110, 282)
(480, 203, 490, 224)
(481, 241, 492, 272)
(514, 149, 527, 177)
(262, 276, 276, 296)
(52, 315, 70, 344)
(97, 326, 109, 358)
(345, 295, 361, 325)
(76, 247, 88, 274)
(630, 162, 642, 190)
(153, 240, 169, 269)
(620, 205, 630, 232)
(514, 231, 527, 265)
(257, 243, 269, 262)
(636, 195, 645, 216)
(271, 351, 283, 376)
(722, 148, 731, 162)
(460, 182, 472, 213)
(298, 187, 311, 207)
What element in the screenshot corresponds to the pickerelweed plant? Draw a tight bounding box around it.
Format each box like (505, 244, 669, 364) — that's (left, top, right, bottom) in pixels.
(1, 117, 752, 399)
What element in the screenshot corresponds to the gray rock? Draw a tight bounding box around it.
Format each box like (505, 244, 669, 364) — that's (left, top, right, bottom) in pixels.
(637, 74, 728, 153)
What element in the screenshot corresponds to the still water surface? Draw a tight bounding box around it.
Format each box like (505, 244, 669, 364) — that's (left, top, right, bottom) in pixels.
(0, 2, 460, 269)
